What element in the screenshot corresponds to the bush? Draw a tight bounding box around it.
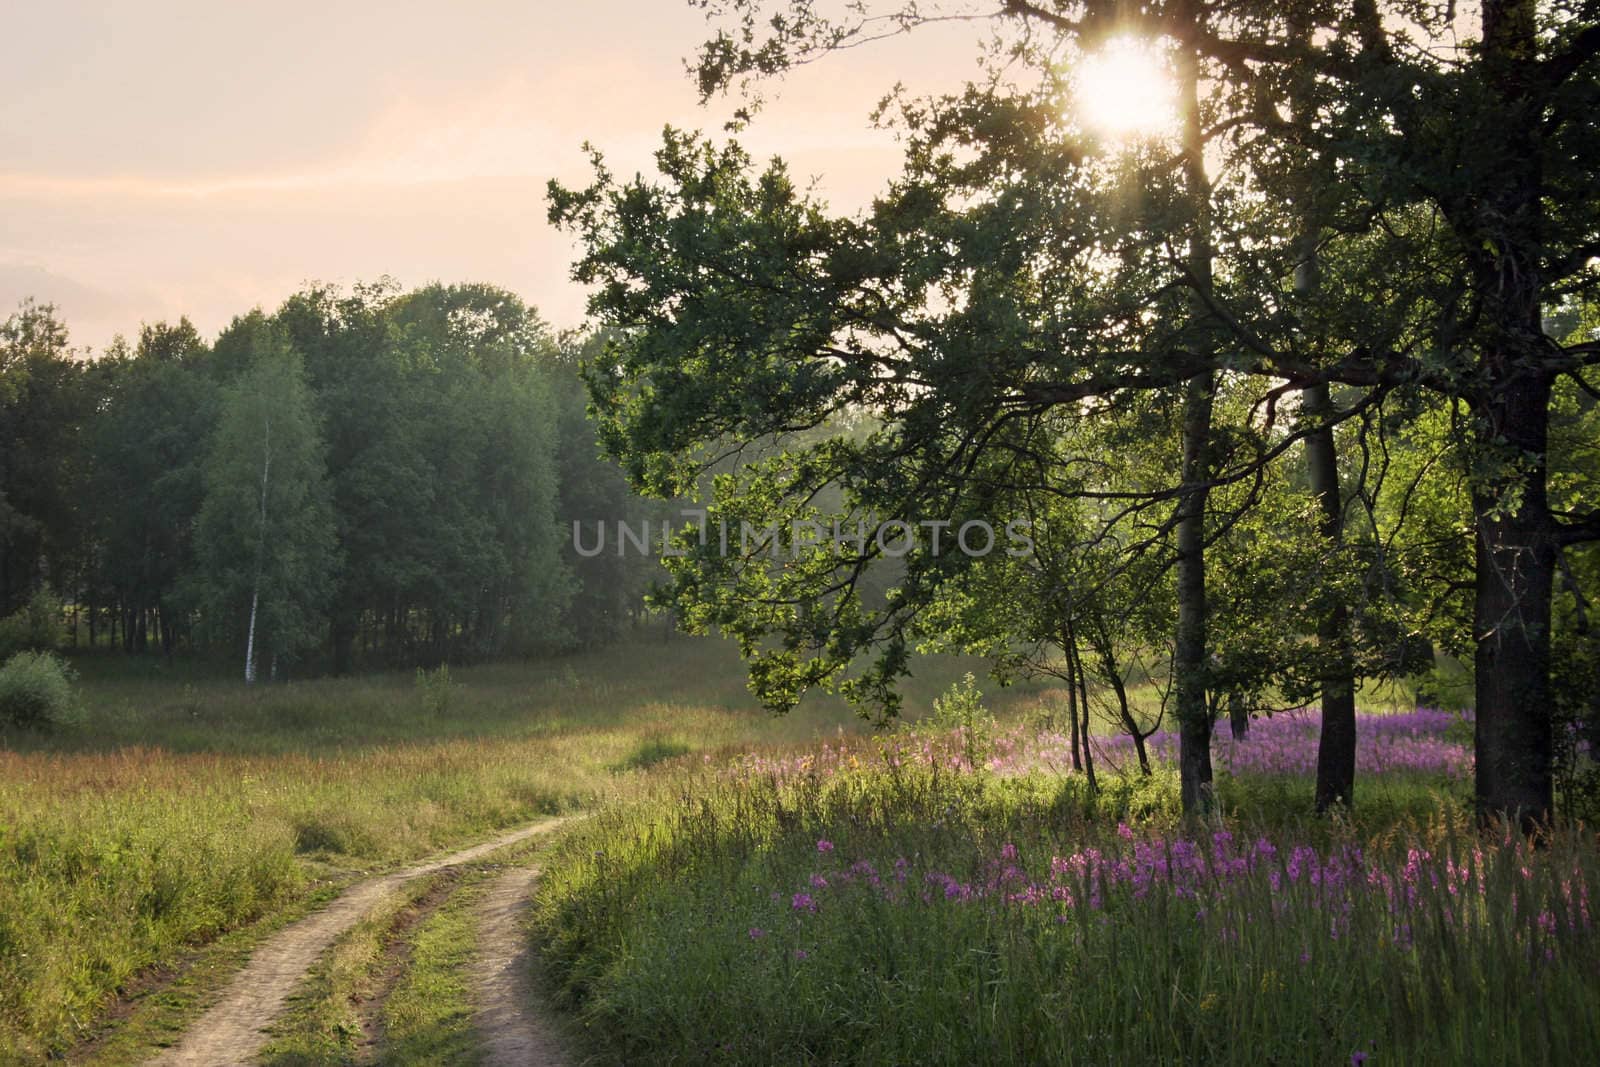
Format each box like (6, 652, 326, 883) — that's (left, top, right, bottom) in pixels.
(414, 663, 455, 717)
(0, 587, 63, 661)
(0, 650, 79, 729)
(1554, 629, 1600, 820)
(928, 672, 995, 771)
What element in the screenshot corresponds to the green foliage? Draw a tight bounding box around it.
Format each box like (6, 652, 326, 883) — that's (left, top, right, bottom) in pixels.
(1553, 628, 1600, 821)
(8, 280, 646, 673)
(553, 332, 671, 648)
(927, 672, 993, 771)
(272, 281, 580, 665)
(189, 323, 337, 676)
(551, 0, 1600, 827)
(414, 663, 455, 717)
(0, 301, 98, 622)
(89, 320, 218, 654)
(0, 649, 78, 729)
(0, 586, 62, 661)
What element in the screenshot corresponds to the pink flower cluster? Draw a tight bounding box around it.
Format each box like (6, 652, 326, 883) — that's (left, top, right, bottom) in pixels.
(765, 829, 1592, 963)
(724, 708, 1474, 787)
(1088, 708, 1473, 779)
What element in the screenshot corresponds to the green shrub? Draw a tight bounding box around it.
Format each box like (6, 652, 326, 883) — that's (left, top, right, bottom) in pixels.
(0, 650, 79, 729)
(414, 663, 455, 716)
(928, 672, 994, 770)
(0, 587, 63, 661)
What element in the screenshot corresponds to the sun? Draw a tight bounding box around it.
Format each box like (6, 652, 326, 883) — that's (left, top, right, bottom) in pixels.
(1073, 36, 1178, 141)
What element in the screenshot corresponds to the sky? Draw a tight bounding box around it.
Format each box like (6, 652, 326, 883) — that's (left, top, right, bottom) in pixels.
(0, 1, 982, 352)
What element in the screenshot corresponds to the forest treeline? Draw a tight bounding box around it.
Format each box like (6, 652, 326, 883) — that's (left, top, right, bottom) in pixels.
(0, 282, 663, 675)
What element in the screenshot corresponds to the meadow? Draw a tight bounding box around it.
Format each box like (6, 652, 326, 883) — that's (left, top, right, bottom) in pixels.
(0, 636, 1029, 1061)
(4, 638, 1596, 1064)
(531, 699, 1600, 1065)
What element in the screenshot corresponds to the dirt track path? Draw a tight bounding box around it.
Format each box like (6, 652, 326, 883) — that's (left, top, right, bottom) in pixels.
(149, 818, 566, 1067)
(472, 867, 568, 1067)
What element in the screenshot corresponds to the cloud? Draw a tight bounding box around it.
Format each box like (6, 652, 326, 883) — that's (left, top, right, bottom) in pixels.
(0, 263, 150, 350)
(0, 1, 985, 351)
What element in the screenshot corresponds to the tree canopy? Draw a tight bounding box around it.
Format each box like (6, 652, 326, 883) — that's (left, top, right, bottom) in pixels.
(551, 0, 1600, 823)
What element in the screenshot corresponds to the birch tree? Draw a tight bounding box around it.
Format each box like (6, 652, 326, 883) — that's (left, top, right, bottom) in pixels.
(192, 324, 335, 682)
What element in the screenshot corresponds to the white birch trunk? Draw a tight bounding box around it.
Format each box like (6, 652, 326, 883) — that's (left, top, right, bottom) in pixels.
(245, 412, 272, 684)
(244, 587, 259, 684)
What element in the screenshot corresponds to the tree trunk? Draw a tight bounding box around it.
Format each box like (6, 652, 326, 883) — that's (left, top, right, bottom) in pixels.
(1071, 635, 1097, 794)
(1472, 372, 1556, 829)
(1175, 370, 1215, 818)
(246, 411, 272, 686)
(1469, 0, 1555, 829)
(1304, 382, 1358, 811)
(1091, 620, 1152, 775)
(244, 586, 259, 684)
(1062, 624, 1083, 772)
(1228, 691, 1250, 741)
(1174, 32, 1215, 818)
(331, 610, 356, 675)
(159, 603, 176, 662)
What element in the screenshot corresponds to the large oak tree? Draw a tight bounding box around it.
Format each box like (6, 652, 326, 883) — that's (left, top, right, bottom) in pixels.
(553, 0, 1600, 822)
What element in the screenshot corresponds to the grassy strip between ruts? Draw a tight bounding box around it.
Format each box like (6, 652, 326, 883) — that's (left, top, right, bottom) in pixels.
(258, 836, 554, 1066)
(376, 871, 497, 1067)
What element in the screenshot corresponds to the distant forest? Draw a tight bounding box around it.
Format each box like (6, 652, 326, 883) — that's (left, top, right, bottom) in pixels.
(0, 282, 665, 675)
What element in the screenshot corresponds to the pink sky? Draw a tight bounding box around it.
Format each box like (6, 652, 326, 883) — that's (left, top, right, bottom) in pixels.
(0, 1, 980, 352)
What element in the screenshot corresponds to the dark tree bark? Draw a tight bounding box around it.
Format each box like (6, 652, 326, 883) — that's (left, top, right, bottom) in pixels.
(1471, 372, 1557, 828)
(1282, 12, 1361, 810)
(1175, 368, 1215, 816)
(1069, 631, 1098, 794)
(1467, 0, 1558, 829)
(1305, 382, 1358, 811)
(1228, 691, 1250, 741)
(331, 610, 356, 675)
(1173, 30, 1216, 818)
(1061, 624, 1083, 772)
(1088, 616, 1154, 775)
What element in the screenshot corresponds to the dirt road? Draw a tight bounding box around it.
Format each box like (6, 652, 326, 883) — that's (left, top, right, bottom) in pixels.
(472, 866, 570, 1066)
(149, 818, 566, 1067)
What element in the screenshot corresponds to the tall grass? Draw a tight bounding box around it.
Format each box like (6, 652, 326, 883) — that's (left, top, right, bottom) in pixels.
(0, 636, 1029, 1060)
(533, 719, 1598, 1065)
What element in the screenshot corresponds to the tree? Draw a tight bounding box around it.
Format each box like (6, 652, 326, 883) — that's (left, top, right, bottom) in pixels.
(554, 0, 1600, 824)
(191, 325, 336, 682)
(552, 332, 670, 647)
(90, 319, 217, 656)
(384, 283, 573, 658)
(0, 301, 96, 619)
(269, 281, 575, 668)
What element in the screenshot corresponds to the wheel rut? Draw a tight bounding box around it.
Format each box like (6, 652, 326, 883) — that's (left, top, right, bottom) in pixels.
(471, 866, 570, 1067)
(148, 818, 567, 1067)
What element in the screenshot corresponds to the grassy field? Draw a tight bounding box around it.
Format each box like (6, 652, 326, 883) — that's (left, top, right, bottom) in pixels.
(0, 635, 1036, 1061)
(530, 700, 1599, 1065)
(4, 634, 1588, 1064)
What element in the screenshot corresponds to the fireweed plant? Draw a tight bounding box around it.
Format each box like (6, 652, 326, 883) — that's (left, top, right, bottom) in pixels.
(533, 709, 1599, 1065)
